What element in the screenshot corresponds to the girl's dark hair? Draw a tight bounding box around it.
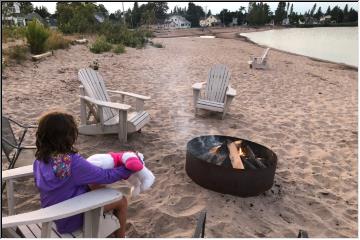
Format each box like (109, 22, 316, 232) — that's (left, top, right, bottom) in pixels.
(35, 110, 78, 163)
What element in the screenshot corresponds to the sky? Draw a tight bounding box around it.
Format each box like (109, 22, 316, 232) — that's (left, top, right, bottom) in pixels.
(32, 2, 358, 15)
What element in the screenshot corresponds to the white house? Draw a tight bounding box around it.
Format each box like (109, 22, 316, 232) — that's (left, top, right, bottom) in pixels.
(200, 15, 221, 27)
(320, 15, 331, 23)
(164, 15, 191, 29)
(2, 2, 26, 26)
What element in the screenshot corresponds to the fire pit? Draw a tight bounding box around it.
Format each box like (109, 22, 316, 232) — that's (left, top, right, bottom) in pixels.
(186, 135, 277, 197)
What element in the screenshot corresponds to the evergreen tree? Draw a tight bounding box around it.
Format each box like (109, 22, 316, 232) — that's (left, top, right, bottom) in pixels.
(330, 6, 344, 23)
(343, 4, 349, 22)
(207, 10, 212, 17)
(348, 8, 358, 22)
(325, 6, 331, 16)
(19, 2, 34, 15)
(274, 2, 287, 25)
(132, 2, 141, 27)
(34, 6, 51, 19)
(314, 7, 323, 20)
(310, 3, 317, 17)
(186, 2, 205, 27)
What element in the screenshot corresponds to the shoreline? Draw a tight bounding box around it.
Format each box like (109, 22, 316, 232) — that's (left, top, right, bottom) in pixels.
(238, 33, 358, 70)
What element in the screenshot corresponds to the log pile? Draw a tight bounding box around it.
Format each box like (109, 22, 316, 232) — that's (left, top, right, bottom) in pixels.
(208, 139, 267, 170)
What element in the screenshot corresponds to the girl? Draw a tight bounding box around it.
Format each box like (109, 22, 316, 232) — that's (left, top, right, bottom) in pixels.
(33, 110, 133, 237)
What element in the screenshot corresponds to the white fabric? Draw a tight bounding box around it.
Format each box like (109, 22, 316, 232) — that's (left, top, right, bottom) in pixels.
(87, 154, 114, 169)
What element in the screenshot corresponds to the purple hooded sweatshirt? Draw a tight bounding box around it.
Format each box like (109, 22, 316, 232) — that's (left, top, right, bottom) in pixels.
(33, 153, 132, 234)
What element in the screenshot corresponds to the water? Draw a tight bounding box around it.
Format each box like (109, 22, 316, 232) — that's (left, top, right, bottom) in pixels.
(240, 27, 358, 67)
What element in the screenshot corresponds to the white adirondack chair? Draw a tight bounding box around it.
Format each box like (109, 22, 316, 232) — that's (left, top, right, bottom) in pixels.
(192, 64, 236, 119)
(248, 48, 270, 69)
(2, 165, 123, 238)
(78, 68, 151, 143)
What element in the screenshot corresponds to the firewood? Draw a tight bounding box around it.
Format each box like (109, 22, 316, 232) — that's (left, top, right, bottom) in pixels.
(32, 51, 53, 61)
(243, 144, 256, 161)
(254, 157, 267, 169)
(227, 141, 245, 169)
(241, 156, 257, 170)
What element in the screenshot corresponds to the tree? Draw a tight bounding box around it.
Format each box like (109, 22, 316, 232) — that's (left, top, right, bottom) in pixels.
(19, 2, 33, 15)
(310, 3, 317, 17)
(330, 6, 344, 23)
(97, 4, 109, 17)
(325, 6, 331, 16)
(343, 4, 349, 22)
(34, 6, 51, 19)
(186, 2, 205, 27)
(152, 2, 169, 22)
(246, 2, 271, 26)
(109, 10, 123, 22)
(219, 9, 233, 26)
(207, 10, 212, 17)
(314, 7, 323, 20)
(348, 8, 358, 22)
(274, 2, 287, 25)
(132, 2, 141, 27)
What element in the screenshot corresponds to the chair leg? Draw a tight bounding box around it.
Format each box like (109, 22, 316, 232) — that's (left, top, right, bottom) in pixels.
(118, 111, 128, 143)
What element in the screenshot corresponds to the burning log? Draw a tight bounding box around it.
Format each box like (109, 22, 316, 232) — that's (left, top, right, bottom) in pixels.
(242, 144, 266, 169)
(241, 156, 257, 170)
(227, 141, 245, 169)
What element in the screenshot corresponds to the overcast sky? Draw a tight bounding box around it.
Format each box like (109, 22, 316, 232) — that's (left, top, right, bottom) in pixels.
(32, 2, 358, 15)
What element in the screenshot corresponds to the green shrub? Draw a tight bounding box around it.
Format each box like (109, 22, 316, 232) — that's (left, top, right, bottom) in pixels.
(46, 31, 70, 50)
(90, 36, 112, 54)
(100, 24, 152, 49)
(8, 46, 29, 64)
(25, 20, 50, 54)
(113, 44, 125, 54)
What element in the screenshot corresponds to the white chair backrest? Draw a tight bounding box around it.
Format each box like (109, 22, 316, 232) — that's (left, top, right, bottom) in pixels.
(204, 64, 231, 103)
(261, 48, 270, 62)
(78, 68, 117, 121)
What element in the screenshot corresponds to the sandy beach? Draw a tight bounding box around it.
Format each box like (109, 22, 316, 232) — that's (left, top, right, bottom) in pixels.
(2, 27, 357, 237)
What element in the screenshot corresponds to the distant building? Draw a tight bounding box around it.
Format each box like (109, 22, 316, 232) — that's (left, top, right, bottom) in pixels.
(163, 15, 191, 29)
(25, 12, 46, 25)
(282, 17, 290, 25)
(2, 2, 26, 26)
(320, 15, 331, 24)
(199, 15, 221, 27)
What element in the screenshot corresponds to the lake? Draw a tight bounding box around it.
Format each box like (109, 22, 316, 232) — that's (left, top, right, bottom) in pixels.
(240, 27, 358, 67)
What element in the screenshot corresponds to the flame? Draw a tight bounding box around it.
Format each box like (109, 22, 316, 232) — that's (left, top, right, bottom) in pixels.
(239, 146, 245, 156)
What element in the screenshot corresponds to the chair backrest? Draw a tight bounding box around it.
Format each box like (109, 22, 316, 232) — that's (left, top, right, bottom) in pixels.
(78, 68, 117, 122)
(1, 116, 17, 158)
(204, 64, 231, 103)
(261, 48, 270, 62)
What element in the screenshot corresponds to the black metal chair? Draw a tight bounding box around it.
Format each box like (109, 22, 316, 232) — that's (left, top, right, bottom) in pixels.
(193, 211, 206, 238)
(2, 116, 37, 193)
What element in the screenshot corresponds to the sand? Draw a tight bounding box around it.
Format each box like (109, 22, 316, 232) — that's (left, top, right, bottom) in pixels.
(1, 27, 357, 237)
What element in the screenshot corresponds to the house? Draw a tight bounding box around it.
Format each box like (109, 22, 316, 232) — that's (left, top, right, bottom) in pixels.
(2, 2, 26, 26)
(25, 12, 46, 25)
(200, 15, 221, 27)
(163, 15, 191, 29)
(319, 15, 331, 24)
(282, 17, 290, 25)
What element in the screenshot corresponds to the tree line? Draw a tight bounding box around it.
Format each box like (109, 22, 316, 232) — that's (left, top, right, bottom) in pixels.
(2, 2, 358, 32)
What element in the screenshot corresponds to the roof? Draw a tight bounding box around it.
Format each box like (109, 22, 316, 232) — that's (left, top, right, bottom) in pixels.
(25, 12, 46, 25)
(167, 15, 190, 23)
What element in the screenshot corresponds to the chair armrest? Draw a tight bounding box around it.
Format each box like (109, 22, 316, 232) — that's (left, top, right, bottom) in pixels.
(226, 86, 236, 97)
(2, 165, 33, 181)
(80, 96, 131, 111)
(7, 118, 37, 129)
(21, 145, 37, 150)
(192, 82, 206, 90)
(107, 90, 151, 100)
(2, 188, 123, 228)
